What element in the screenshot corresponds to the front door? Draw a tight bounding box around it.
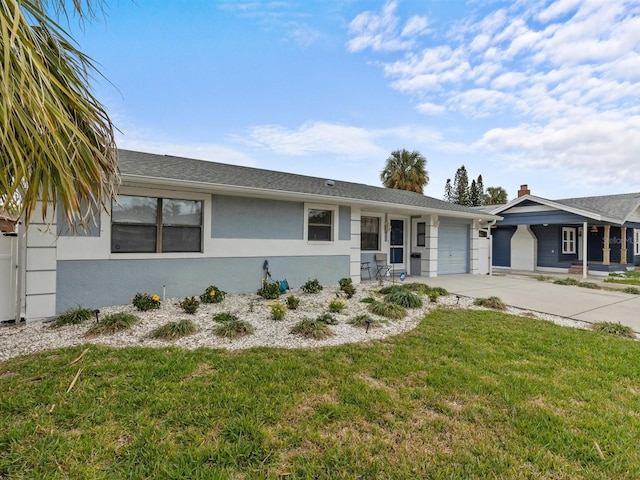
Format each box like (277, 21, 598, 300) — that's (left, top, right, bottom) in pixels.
(389, 219, 405, 272)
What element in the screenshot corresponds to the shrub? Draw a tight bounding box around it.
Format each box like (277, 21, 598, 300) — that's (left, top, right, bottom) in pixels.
(257, 281, 280, 299)
(270, 301, 287, 321)
(384, 289, 423, 309)
(347, 314, 384, 328)
(200, 285, 227, 304)
(286, 295, 300, 310)
(368, 301, 407, 320)
(316, 313, 338, 325)
(429, 286, 448, 297)
(149, 319, 197, 340)
(591, 321, 636, 339)
(85, 312, 139, 337)
(328, 298, 346, 313)
(474, 296, 507, 310)
(132, 292, 161, 311)
(338, 277, 356, 298)
(301, 278, 323, 294)
(290, 318, 334, 339)
(51, 306, 94, 327)
(212, 313, 254, 338)
(179, 296, 200, 314)
(427, 290, 440, 302)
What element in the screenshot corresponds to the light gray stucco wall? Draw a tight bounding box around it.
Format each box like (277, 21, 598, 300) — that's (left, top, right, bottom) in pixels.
(56, 255, 349, 312)
(57, 200, 101, 237)
(211, 195, 304, 239)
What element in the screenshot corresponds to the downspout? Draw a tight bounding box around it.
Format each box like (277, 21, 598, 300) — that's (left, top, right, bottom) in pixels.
(582, 221, 588, 279)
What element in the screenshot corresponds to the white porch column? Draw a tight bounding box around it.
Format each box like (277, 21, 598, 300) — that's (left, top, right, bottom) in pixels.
(422, 215, 438, 277)
(349, 206, 362, 285)
(582, 222, 588, 278)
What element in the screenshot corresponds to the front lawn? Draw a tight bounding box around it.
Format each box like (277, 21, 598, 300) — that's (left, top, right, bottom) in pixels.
(1, 309, 639, 479)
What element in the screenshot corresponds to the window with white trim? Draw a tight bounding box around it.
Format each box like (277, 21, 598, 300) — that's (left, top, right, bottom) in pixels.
(416, 222, 426, 247)
(635, 229, 640, 256)
(307, 208, 333, 241)
(111, 195, 203, 253)
(562, 227, 576, 254)
(361, 216, 380, 250)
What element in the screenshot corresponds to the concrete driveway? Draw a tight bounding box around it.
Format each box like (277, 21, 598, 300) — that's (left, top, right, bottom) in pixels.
(416, 274, 640, 333)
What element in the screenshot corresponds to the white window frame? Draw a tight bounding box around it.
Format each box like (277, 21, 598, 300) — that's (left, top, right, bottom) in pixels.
(562, 227, 576, 254)
(635, 229, 640, 256)
(304, 203, 338, 243)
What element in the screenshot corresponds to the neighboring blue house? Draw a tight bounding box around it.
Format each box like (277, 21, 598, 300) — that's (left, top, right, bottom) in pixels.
(489, 185, 640, 277)
(8, 150, 500, 320)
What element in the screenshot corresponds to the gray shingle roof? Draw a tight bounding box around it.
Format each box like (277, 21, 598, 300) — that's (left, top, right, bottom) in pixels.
(555, 193, 640, 223)
(117, 150, 496, 218)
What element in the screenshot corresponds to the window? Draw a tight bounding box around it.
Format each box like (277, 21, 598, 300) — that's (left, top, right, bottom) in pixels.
(307, 208, 333, 241)
(111, 195, 202, 253)
(416, 222, 426, 247)
(361, 216, 380, 250)
(562, 227, 576, 254)
(635, 230, 640, 256)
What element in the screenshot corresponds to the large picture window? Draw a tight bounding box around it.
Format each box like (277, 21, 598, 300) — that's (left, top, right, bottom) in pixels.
(307, 208, 333, 241)
(111, 195, 202, 253)
(361, 216, 380, 250)
(562, 227, 576, 254)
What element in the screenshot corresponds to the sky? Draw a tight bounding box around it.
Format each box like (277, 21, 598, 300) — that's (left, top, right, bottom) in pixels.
(67, 0, 640, 201)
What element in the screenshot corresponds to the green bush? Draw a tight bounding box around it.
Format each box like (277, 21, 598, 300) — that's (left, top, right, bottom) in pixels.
(301, 278, 323, 294)
(368, 301, 407, 320)
(257, 281, 280, 299)
(328, 298, 346, 313)
(286, 295, 300, 310)
(474, 296, 507, 310)
(85, 312, 139, 337)
(269, 301, 287, 321)
(290, 318, 334, 339)
(132, 292, 161, 311)
(316, 313, 338, 325)
(149, 319, 197, 340)
(338, 277, 356, 298)
(200, 285, 227, 304)
(591, 321, 636, 339)
(384, 289, 423, 308)
(179, 296, 200, 314)
(51, 306, 94, 327)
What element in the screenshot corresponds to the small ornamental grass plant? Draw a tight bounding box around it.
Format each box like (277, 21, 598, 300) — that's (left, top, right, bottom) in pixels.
(149, 319, 197, 341)
(290, 318, 334, 339)
(212, 312, 254, 338)
(85, 312, 139, 337)
(301, 278, 323, 294)
(257, 281, 280, 299)
(51, 306, 94, 327)
(286, 295, 300, 310)
(368, 301, 407, 320)
(384, 289, 423, 309)
(328, 298, 346, 313)
(132, 293, 160, 311)
(179, 296, 200, 314)
(200, 285, 227, 304)
(591, 321, 636, 339)
(348, 314, 385, 329)
(360, 296, 376, 304)
(474, 296, 507, 310)
(269, 301, 287, 321)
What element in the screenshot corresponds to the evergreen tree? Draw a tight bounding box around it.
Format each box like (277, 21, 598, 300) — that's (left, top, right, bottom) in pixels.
(469, 179, 481, 206)
(476, 175, 485, 206)
(444, 179, 453, 202)
(452, 166, 470, 206)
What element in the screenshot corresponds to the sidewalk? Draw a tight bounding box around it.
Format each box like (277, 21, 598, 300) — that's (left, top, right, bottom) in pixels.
(405, 273, 640, 333)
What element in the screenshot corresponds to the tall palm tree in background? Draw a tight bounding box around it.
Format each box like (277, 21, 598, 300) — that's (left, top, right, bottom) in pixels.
(380, 149, 429, 194)
(484, 186, 508, 205)
(1, 0, 119, 229)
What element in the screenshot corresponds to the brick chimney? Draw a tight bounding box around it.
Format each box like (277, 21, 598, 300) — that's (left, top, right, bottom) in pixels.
(517, 184, 531, 197)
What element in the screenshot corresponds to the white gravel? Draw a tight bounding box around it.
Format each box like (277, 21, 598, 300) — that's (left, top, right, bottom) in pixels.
(0, 284, 590, 362)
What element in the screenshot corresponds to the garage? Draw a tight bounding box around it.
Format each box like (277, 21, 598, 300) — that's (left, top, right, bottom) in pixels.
(437, 223, 470, 275)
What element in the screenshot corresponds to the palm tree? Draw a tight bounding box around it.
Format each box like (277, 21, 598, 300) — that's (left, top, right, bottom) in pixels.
(380, 149, 429, 194)
(1, 0, 119, 229)
(484, 186, 508, 205)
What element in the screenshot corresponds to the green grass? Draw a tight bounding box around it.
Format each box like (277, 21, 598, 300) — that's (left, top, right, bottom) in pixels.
(2, 310, 640, 479)
(591, 321, 636, 339)
(84, 312, 139, 337)
(605, 270, 640, 286)
(51, 306, 94, 327)
(148, 319, 198, 341)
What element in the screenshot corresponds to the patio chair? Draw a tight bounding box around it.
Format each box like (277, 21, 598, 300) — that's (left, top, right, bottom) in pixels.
(375, 253, 392, 279)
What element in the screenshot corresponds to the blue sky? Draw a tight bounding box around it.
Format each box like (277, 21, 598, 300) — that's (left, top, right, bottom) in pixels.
(69, 0, 640, 201)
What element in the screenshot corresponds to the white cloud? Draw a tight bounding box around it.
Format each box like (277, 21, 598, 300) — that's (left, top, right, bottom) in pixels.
(347, 1, 428, 52)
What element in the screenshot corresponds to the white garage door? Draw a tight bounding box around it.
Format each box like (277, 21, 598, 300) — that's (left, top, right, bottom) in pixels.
(438, 223, 469, 275)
